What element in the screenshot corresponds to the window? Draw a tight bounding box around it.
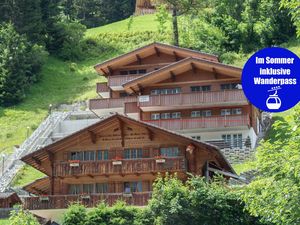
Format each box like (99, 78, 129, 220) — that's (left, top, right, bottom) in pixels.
(124, 148, 143, 159)
(221, 109, 231, 116)
(129, 70, 138, 74)
(96, 183, 108, 193)
(220, 83, 239, 90)
(161, 113, 171, 119)
(124, 181, 142, 193)
(150, 88, 181, 95)
(233, 134, 243, 148)
(84, 151, 95, 161)
(191, 136, 201, 140)
(232, 108, 242, 115)
(69, 184, 81, 195)
(138, 69, 147, 74)
(83, 184, 94, 194)
(120, 71, 129, 75)
(70, 152, 83, 160)
(191, 111, 201, 118)
(202, 110, 212, 117)
(151, 113, 160, 120)
(120, 92, 130, 98)
(160, 147, 179, 157)
(172, 112, 181, 119)
(98, 150, 109, 160)
(191, 85, 211, 92)
(222, 134, 232, 143)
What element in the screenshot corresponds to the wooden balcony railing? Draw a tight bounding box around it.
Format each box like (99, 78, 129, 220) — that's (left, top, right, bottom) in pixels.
(138, 90, 247, 108)
(54, 157, 186, 177)
(108, 75, 142, 87)
(89, 96, 137, 110)
(96, 82, 109, 93)
(23, 192, 152, 210)
(143, 115, 250, 131)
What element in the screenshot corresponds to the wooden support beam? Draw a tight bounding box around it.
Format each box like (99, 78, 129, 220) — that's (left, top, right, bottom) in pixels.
(117, 118, 125, 147)
(170, 71, 176, 81)
(88, 130, 97, 144)
(130, 87, 138, 95)
(212, 68, 218, 79)
(136, 54, 142, 65)
(87, 174, 94, 178)
(191, 63, 197, 74)
(154, 47, 160, 57)
(100, 68, 108, 76)
(146, 127, 154, 141)
(137, 83, 144, 93)
(107, 66, 114, 75)
(207, 167, 245, 181)
(173, 51, 180, 61)
(32, 156, 41, 166)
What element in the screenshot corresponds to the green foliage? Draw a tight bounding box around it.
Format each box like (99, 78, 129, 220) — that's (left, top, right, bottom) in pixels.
(127, 16, 134, 31)
(0, 23, 47, 106)
(242, 105, 300, 225)
(155, 4, 170, 34)
(62, 203, 87, 225)
(9, 207, 39, 225)
(281, 0, 300, 37)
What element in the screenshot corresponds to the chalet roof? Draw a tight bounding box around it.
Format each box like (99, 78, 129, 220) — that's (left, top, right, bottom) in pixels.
(21, 114, 235, 175)
(94, 42, 219, 75)
(23, 177, 50, 195)
(0, 192, 21, 203)
(123, 57, 242, 94)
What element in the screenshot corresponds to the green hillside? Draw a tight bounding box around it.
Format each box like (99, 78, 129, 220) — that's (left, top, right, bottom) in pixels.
(1, 14, 299, 187)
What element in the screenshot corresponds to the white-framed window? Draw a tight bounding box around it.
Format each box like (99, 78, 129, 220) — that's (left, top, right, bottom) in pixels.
(161, 113, 171, 119)
(191, 111, 201, 118)
(150, 88, 181, 95)
(151, 89, 160, 95)
(172, 112, 181, 119)
(232, 108, 242, 115)
(220, 83, 239, 90)
(221, 109, 231, 116)
(202, 110, 212, 117)
(69, 184, 81, 195)
(151, 113, 160, 120)
(96, 183, 108, 193)
(124, 148, 143, 159)
(160, 147, 179, 157)
(191, 85, 211, 92)
(222, 134, 243, 148)
(124, 181, 142, 193)
(191, 136, 201, 140)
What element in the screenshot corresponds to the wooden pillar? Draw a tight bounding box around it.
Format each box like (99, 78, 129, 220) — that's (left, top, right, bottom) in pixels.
(47, 151, 55, 195)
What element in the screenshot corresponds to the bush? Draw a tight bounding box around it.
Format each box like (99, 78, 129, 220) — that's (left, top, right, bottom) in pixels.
(9, 207, 39, 225)
(62, 203, 87, 225)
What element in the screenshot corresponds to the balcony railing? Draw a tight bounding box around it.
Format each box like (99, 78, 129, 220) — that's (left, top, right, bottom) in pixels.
(108, 75, 142, 87)
(89, 96, 137, 110)
(54, 157, 186, 177)
(143, 115, 249, 131)
(23, 192, 152, 210)
(96, 82, 109, 93)
(138, 90, 247, 108)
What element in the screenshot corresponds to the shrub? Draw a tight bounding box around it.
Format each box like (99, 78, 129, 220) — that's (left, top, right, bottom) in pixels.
(62, 203, 87, 225)
(9, 207, 39, 225)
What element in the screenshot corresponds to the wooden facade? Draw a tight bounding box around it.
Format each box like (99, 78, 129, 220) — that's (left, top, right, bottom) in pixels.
(0, 193, 21, 208)
(21, 114, 235, 210)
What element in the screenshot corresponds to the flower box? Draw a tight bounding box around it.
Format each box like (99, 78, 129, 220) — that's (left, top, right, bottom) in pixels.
(69, 160, 80, 167)
(112, 160, 122, 165)
(39, 196, 49, 202)
(155, 158, 166, 163)
(81, 195, 90, 200)
(123, 193, 133, 198)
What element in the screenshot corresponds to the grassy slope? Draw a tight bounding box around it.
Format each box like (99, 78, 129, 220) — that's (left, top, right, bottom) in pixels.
(1, 14, 299, 185)
(0, 219, 9, 224)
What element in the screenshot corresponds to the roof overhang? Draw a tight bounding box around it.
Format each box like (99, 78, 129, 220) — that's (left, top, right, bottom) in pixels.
(94, 42, 219, 76)
(123, 57, 242, 94)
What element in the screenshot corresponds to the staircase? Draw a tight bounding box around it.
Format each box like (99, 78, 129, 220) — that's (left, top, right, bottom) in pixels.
(0, 112, 70, 192)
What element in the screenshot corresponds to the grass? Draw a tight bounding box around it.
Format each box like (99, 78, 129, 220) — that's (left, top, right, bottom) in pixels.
(0, 219, 9, 224)
(12, 165, 45, 187)
(86, 14, 170, 37)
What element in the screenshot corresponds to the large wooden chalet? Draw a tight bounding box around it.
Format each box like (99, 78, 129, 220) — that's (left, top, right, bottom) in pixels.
(21, 114, 235, 215)
(90, 42, 261, 151)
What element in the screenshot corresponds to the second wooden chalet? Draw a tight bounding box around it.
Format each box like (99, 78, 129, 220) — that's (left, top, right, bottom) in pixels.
(89, 42, 262, 162)
(20, 114, 236, 218)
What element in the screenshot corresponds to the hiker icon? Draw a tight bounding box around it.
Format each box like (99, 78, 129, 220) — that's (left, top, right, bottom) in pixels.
(266, 86, 281, 110)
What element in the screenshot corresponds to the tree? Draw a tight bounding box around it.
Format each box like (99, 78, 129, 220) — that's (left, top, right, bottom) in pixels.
(242, 105, 300, 225)
(9, 207, 39, 225)
(281, 0, 300, 37)
(0, 23, 47, 106)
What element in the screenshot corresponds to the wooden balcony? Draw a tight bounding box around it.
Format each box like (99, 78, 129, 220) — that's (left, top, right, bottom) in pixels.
(108, 75, 142, 89)
(96, 82, 109, 93)
(89, 96, 137, 110)
(143, 115, 250, 131)
(54, 157, 186, 177)
(23, 192, 152, 210)
(138, 90, 247, 111)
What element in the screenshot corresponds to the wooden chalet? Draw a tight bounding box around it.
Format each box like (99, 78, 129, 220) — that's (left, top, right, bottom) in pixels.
(21, 114, 236, 214)
(135, 0, 156, 15)
(90, 42, 261, 151)
(0, 192, 21, 208)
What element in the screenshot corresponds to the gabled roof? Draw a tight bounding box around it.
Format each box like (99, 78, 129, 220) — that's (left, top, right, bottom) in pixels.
(21, 114, 234, 175)
(94, 42, 219, 75)
(123, 57, 242, 94)
(23, 177, 50, 195)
